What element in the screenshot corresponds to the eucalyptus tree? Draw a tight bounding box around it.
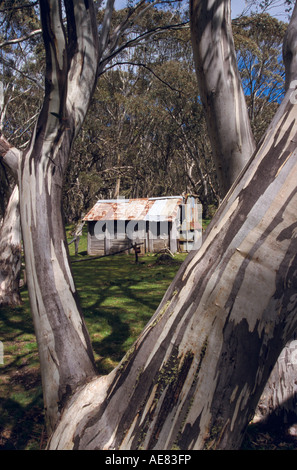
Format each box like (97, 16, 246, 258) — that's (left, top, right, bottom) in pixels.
(2, 0, 297, 450)
(65, 11, 219, 221)
(0, 0, 195, 438)
(191, 0, 297, 429)
(148, 59, 219, 210)
(49, 0, 297, 450)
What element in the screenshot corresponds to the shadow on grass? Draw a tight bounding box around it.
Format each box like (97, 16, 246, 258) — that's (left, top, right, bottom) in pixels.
(0, 385, 46, 450)
(0, 296, 47, 450)
(73, 254, 183, 374)
(84, 305, 131, 374)
(0, 253, 186, 448)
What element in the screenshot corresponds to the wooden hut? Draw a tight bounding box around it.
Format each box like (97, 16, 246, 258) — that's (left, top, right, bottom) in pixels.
(83, 196, 202, 256)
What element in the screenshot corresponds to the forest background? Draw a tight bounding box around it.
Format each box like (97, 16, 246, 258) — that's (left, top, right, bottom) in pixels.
(0, 0, 290, 223)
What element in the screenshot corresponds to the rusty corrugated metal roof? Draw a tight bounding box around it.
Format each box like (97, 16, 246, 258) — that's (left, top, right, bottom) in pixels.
(83, 197, 183, 222)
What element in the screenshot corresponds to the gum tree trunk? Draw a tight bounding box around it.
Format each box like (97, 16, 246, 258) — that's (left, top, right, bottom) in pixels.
(191, 0, 297, 428)
(0, 185, 22, 306)
(0, 137, 22, 306)
(2, 0, 101, 435)
(48, 88, 297, 450)
(253, 1, 297, 427)
(0, 84, 23, 306)
(189, 0, 256, 198)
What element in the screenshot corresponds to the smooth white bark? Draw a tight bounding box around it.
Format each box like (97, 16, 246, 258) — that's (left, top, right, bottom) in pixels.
(16, 0, 100, 433)
(0, 186, 22, 306)
(190, 0, 256, 197)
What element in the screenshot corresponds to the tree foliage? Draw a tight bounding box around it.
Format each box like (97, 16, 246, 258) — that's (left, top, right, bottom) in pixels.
(233, 13, 287, 142)
(0, 0, 43, 219)
(0, 2, 288, 221)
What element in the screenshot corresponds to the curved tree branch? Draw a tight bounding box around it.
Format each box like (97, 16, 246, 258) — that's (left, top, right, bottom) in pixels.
(0, 135, 21, 178)
(100, 21, 189, 73)
(18, 0, 102, 434)
(0, 29, 42, 48)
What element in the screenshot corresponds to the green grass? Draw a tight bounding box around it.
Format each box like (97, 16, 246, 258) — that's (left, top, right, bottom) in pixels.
(0, 283, 45, 449)
(72, 251, 187, 374)
(66, 224, 188, 372)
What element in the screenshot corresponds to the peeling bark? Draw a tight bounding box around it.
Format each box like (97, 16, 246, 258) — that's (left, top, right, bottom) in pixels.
(16, 0, 100, 434)
(190, 0, 256, 198)
(0, 186, 22, 306)
(48, 90, 297, 449)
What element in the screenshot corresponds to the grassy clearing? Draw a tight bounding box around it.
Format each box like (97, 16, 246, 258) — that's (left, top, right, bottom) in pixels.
(71, 251, 187, 374)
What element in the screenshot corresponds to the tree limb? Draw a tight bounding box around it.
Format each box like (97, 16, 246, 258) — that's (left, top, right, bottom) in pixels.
(0, 1, 38, 12)
(103, 61, 183, 93)
(283, 0, 297, 90)
(0, 135, 21, 177)
(101, 21, 189, 69)
(0, 29, 42, 49)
